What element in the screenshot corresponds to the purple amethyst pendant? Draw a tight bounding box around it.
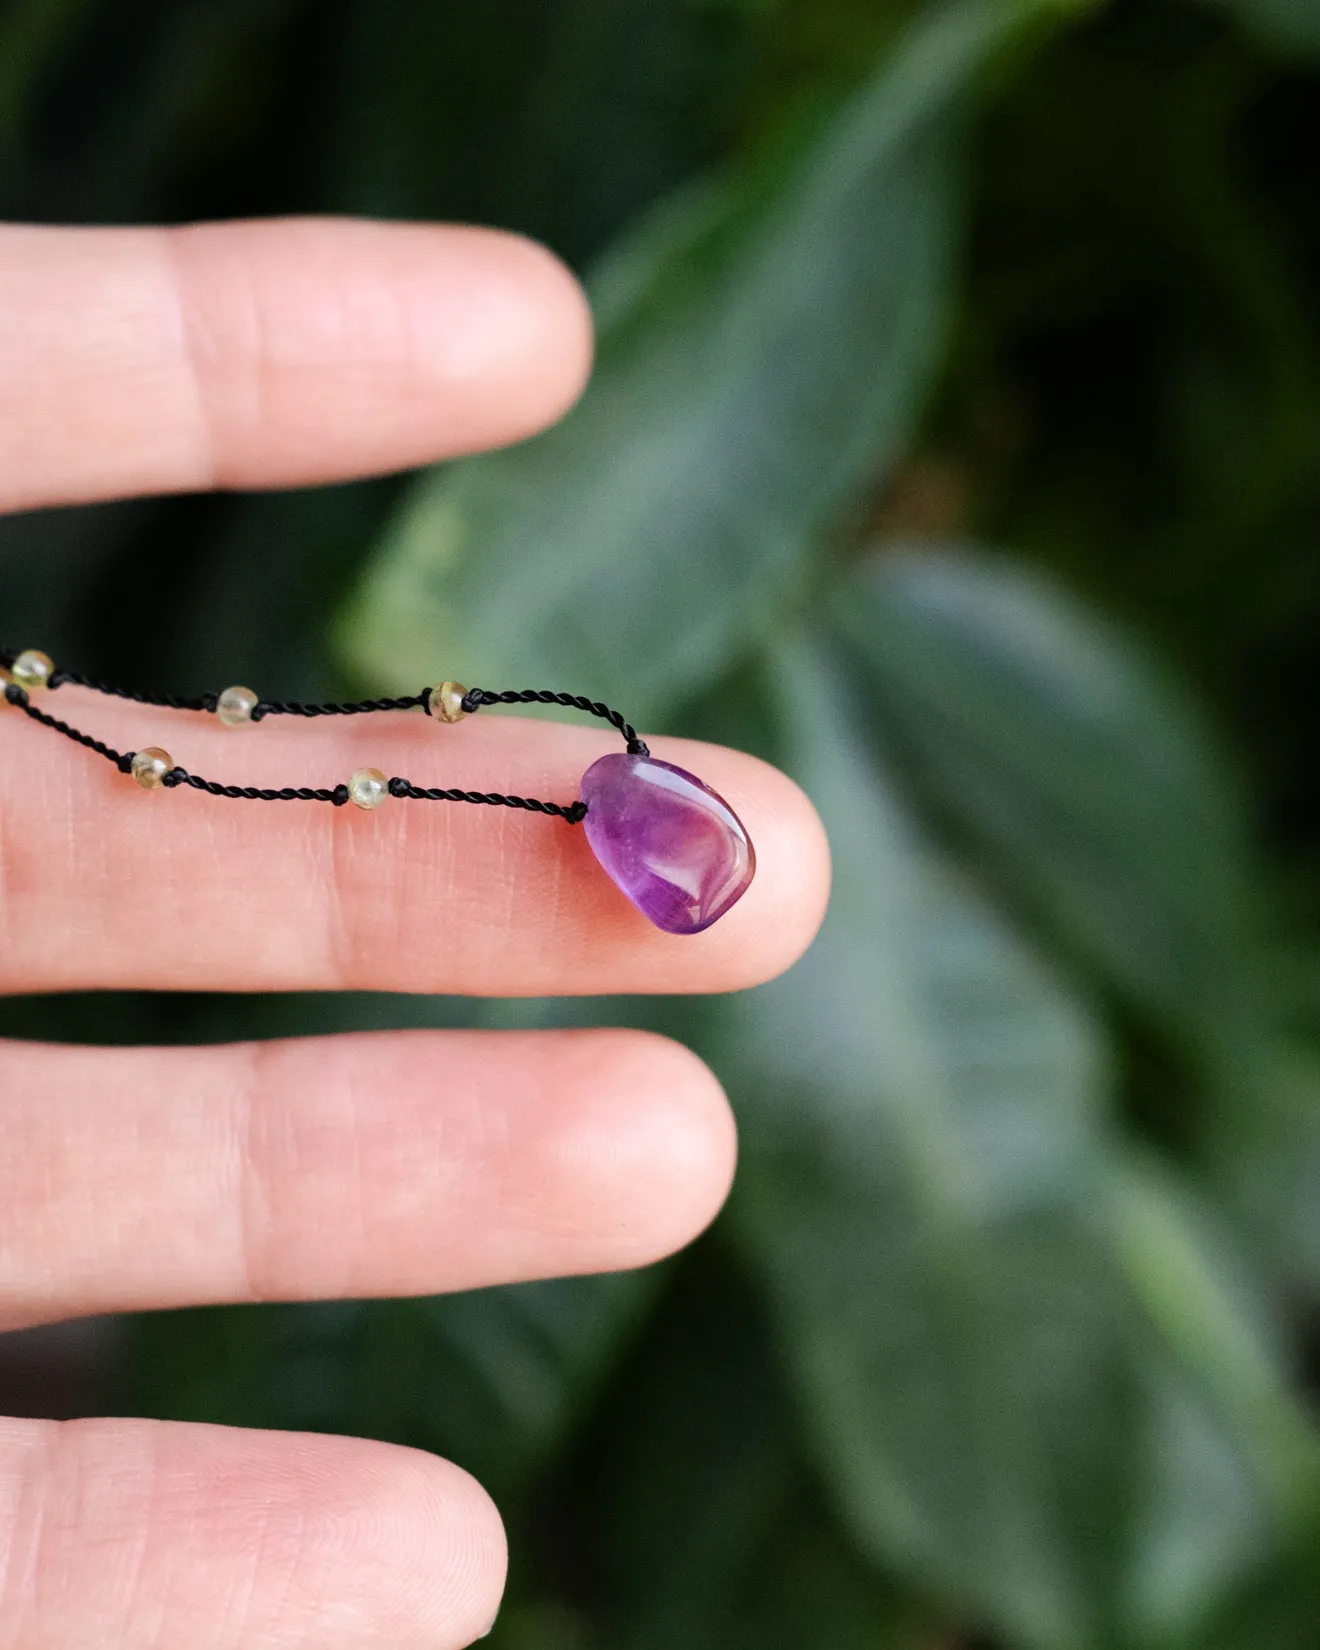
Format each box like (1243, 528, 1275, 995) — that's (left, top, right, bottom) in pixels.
(578, 753, 755, 935)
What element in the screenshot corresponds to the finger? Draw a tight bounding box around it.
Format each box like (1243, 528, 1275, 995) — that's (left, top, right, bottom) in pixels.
(0, 1418, 506, 1649)
(0, 694, 830, 995)
(0, 1029, 735, 1329)
(0, 217, 592, 513)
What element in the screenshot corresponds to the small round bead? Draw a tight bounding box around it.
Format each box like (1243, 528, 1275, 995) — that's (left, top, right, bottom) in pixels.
(216, 684, 259, 726)
(428, 681, 468, 724)
(348, 767, 389, 810)
(11, 650, 53, 691)
(130, 747, 173, 789)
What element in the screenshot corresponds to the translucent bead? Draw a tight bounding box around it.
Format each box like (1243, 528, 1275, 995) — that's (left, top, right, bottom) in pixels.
(428, 681, 468, 724)
(131, 747, 173, 789)
(12, 650, 53, 691)
(348, 767, 389, 809)
(216, 685, 258, 726)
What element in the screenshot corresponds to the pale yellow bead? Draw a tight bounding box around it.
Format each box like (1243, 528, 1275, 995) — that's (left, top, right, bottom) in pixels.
(131, 747, 173, 789)
(428, 681, 468, 724)
(348, 767, 389, 810)
(216, 684, 258, 726)
(12, 650, 53, 691)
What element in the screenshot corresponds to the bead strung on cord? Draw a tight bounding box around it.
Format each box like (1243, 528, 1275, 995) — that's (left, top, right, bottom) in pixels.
(0, 652, 649, 823)
(216, 685, 258, 725)
(11, 650, 54, 692)
(130, 748, 172, 789)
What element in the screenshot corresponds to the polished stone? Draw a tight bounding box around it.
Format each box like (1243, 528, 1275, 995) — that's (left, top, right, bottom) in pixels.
(579, 752, 755, 935)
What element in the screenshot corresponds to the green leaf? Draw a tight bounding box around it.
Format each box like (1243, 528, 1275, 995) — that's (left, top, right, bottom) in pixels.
(828, 543, 1274, 1078)
(338, 0, 1042, 718)
(1199, 1041, 1320, 1293)
(1120, 1361, 1275, 1646)
(117, 1272, 654, 1504)
(1106, 1156, 1320, 1645)
(405, 1273, 660, 1497)
(0, 0, 98, 165)
(1107, 1155, 1320, 1521)
(1196, 1540, 1320, 1650)
(584, 1249, 930, 1650)
(319, 0, 743, 261)
(724, 630, 1298, 1649)
(1203, 0, 1320, 59)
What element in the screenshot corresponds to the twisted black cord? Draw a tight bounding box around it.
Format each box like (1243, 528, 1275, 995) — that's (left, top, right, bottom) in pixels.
(161, 769, 351, 805)
(251, 693, 429, 721)
(5, 683, 132, 771)
(46, 669, 218, 712)
(462, 688, 648, 755)
(387, 777, 587, 822)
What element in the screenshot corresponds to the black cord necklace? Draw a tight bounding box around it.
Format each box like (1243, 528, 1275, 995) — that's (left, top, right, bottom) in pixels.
(1, 647, 755, 935)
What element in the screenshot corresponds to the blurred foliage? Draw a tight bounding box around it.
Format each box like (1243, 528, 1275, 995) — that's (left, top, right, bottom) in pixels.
(2, 0, 1320, 1645)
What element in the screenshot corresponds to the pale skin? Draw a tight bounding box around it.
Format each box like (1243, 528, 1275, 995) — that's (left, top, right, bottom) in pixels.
(0, 218, 831, 1648)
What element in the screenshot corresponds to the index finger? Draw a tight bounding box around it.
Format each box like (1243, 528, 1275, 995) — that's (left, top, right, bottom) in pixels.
(0, 217, 593, 513)
(0, 695, 829, 996)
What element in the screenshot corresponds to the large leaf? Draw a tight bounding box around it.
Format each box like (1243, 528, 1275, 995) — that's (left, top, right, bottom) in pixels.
(725, 631, 1293, 1649)
(338, 0, 1045, 719)
(822, 545, 1320, 1309)
(828, 544, 1275, 1077)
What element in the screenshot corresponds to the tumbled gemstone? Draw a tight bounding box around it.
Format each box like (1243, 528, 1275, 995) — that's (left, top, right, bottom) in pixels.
(579, 753, 755, 935)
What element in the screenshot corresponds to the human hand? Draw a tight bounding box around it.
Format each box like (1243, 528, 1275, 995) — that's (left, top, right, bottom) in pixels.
(0, 218, 830, 1647)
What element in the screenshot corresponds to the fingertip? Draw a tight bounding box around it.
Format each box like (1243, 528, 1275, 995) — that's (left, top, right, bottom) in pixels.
(741, 755, 833, 987)
(633, 1031, 739, 1254)
(192, 1426, 509, 1647)
(644, 741, 833, 993)
(0, 1418, 508, 1650)
(353, 1445, 509, 1647)
(457, 227, 594, 442)
(549, 1029, 738, 1269)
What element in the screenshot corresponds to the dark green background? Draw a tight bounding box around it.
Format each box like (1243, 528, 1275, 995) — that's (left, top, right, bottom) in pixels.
(2, 0, 1320, 1645)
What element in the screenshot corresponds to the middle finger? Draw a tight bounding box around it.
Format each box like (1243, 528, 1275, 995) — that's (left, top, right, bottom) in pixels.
(0, 1027, 734, 1330)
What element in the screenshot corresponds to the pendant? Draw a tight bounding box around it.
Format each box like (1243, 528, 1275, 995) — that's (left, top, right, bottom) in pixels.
(579, 752, 755, 935)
